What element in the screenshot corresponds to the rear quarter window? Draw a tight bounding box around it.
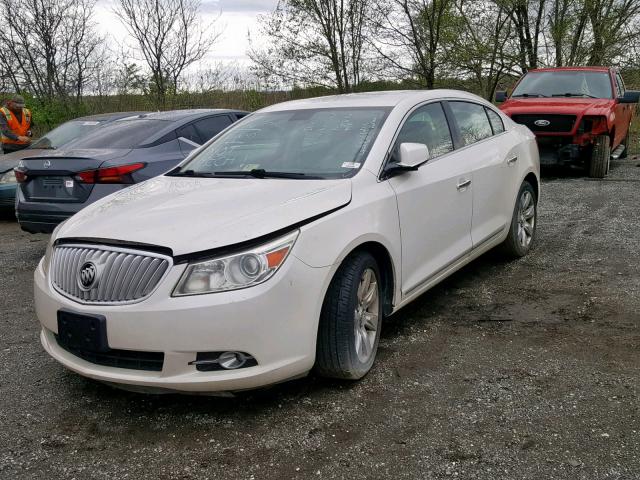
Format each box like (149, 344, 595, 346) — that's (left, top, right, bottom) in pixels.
(485, 108, 505, 135)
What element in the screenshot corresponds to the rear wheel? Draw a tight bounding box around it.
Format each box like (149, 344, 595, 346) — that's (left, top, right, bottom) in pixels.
(500, 181, 537, 258)
(315, 251, 382, 380)
(589, 135, 610, 178)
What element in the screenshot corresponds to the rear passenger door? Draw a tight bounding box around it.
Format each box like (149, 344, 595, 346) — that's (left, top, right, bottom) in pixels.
(388, 102, 473, 298)
(446, 101, 517, 248)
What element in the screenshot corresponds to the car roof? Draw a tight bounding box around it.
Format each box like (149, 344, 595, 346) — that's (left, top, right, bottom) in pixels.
(259, 89, 489, 111)
(119, 109, 247, 122)
(528, 66, 611, 73)
(75, 112, 149, 122)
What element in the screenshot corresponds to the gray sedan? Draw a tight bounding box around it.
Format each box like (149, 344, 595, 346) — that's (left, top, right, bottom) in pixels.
(16, 109, 247, 233)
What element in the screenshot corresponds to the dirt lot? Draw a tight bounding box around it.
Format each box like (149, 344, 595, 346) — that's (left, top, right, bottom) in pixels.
(1, 159, 639, 480)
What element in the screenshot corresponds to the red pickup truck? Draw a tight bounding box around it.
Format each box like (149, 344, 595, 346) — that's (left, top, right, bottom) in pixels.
(496, 67, 639, 178)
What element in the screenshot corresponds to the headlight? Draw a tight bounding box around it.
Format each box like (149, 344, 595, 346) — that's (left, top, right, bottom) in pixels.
(173, 230, 299, 296)
(0, 170, 16, 184)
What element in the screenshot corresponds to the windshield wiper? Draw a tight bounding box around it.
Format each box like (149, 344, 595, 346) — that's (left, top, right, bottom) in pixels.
(211, 169, 324, 179)
(552, 92, 598, 98)
(166, 169, 215, 178)
(512, 93, 548, 98)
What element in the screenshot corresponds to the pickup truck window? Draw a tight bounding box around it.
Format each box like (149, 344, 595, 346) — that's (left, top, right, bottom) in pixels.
(512, 71, 613, 99)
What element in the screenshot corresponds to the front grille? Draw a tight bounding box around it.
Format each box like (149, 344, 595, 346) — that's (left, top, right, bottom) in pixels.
(511, 114, 577, 133)
(55, 335, 164, 371)
(51, 244, 171, 305)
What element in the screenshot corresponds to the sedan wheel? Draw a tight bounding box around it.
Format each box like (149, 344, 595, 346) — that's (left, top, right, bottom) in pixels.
(354, 268, 379, 363)
(501, 181, 537, 258)
(315, 252, 383, 379)
(516, 190, 535, 249)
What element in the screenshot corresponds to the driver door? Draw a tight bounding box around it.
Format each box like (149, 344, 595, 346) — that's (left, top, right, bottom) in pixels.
(388, 102, 473, 298)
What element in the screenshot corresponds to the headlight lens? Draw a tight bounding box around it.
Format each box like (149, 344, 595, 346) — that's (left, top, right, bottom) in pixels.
(173, 230, 299, 296)
(0, 170, 16, 184)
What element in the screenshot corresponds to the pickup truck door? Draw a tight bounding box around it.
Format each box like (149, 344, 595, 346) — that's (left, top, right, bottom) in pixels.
(613, 72, 633, 148)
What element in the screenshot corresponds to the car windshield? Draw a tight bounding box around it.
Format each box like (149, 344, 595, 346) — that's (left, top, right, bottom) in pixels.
(173, 107, 391, 179)
(512, 71, 613, 99)
(29, 120, 107, 150)
(66, 119, 170, 149)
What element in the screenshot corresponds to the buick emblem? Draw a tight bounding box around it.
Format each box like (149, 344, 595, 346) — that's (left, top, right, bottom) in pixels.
(78, 262, 98, 291)
(43, 160, 51, 169)
(534, 119, 551, 127)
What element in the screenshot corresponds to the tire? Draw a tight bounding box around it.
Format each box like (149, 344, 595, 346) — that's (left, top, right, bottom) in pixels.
(315, 251, 383, 380)
(620, 128, 630, 159)
(588, 135, 610, 178)
(500, 181, 537, 258)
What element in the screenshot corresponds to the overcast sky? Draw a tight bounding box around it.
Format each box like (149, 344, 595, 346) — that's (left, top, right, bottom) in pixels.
(95, 0, 278, 66)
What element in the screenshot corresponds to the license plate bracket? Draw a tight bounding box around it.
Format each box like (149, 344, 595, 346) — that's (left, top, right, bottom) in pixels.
(57, 309, 109, 352)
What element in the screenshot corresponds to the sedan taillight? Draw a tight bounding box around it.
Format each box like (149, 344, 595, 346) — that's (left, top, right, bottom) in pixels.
(76, 162, 145, 184)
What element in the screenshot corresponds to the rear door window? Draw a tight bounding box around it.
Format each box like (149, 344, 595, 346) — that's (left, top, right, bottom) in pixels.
(193, 115, 233, 142)
(395, 102, 454, 158)
(448, 102, 493, 146)
(176, 124, 203, 146)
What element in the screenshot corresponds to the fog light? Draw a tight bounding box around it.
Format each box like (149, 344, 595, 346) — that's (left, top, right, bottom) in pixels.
(190, 351, 258, 371)
(218, 351, 247, 370)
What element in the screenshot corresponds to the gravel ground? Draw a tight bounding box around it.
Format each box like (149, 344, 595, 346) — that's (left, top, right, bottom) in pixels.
(1, 159, 639, 480)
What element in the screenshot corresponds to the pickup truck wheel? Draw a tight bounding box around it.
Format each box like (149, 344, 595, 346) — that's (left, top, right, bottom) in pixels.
(500, 181, 537, 258)
(315, 251, 382, 380)
(620, 129, 630, 159)
(589, 135, 610, 178)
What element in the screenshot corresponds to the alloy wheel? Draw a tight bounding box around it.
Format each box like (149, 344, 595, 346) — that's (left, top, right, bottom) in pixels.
(517, 190, 535, 248)
(354, 268, 379, 363)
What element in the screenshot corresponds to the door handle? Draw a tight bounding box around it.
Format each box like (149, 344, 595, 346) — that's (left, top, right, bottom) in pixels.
(507, 156, 518, 166)
(456, 179, 471, 190)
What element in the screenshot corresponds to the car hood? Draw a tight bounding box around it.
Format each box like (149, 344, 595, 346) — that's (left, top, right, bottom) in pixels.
(57, 176, 352, 256)
(500, 98, 614, 117)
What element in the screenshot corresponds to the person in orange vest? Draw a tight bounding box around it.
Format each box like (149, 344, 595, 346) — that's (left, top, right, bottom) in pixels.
(1, 94, 33, 154)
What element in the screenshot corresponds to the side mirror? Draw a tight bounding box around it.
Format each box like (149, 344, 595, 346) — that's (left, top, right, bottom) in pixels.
(618, 90, 640, 104)
(398, 142, 430, 169)
(495, 91, 508, 103)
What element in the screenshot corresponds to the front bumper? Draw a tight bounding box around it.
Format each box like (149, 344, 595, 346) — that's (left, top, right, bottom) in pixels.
(34, 254, 331, 393)
(535, 136, 592, 166)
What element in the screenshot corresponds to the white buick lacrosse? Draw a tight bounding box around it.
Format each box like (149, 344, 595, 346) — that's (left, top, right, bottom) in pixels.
(34, 90, 539, 393)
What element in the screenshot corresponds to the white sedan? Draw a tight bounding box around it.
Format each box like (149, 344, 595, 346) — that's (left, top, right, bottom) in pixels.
(34, 90, 540, 393)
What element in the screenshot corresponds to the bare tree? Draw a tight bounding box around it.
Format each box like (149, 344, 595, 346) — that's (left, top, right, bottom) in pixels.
(0, 0, 102, 102)
(370, 0, 457, 88)
(451, 0, 518, 99)
(115, 0, 221, 105)
(249, 0, 373, 92)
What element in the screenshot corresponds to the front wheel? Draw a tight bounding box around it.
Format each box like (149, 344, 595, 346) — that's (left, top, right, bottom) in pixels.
(500, 181, 537, 258)
(589, 135, 610, 178)
(315, 251, 382, 380)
